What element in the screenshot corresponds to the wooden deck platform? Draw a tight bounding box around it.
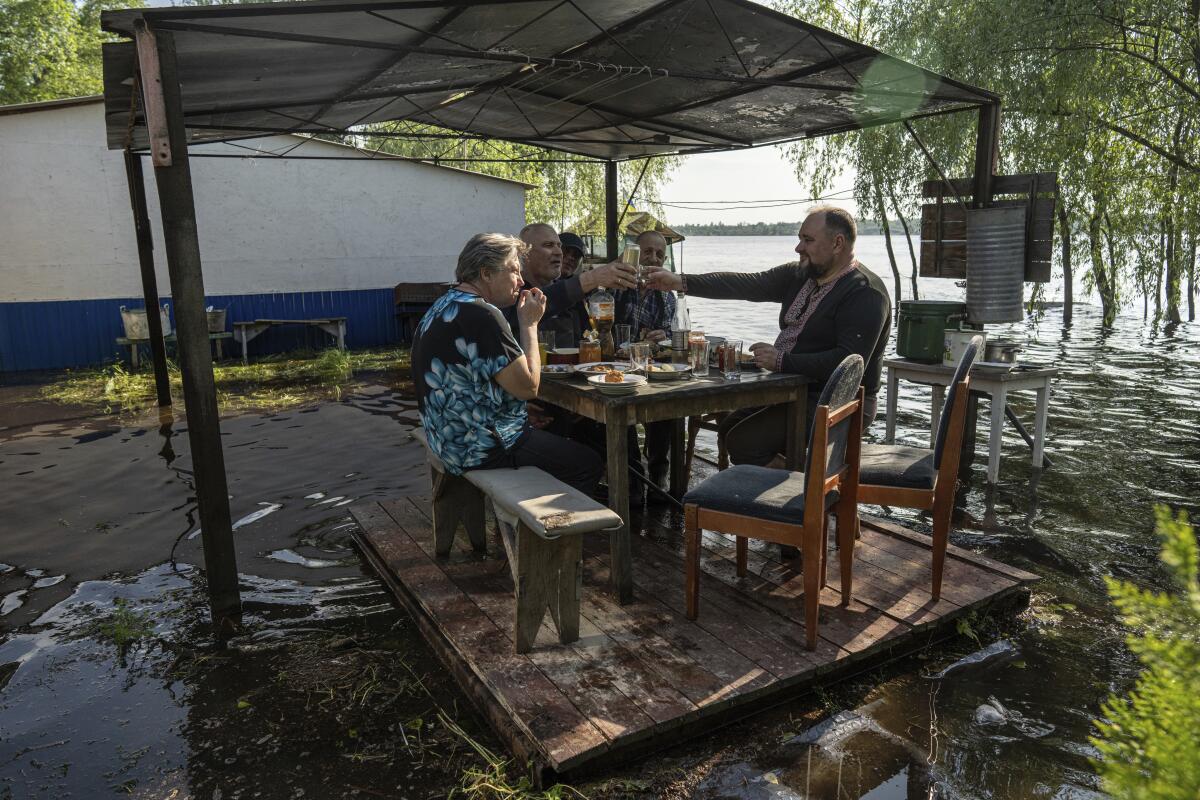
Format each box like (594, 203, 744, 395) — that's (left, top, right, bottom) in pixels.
(350, 497, 1037, 781)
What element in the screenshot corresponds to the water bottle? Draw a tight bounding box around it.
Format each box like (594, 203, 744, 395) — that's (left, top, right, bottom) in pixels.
(671, 291, 690, 364)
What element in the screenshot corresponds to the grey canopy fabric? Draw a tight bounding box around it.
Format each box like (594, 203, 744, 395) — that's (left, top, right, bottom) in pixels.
(101, 0, 997, 157)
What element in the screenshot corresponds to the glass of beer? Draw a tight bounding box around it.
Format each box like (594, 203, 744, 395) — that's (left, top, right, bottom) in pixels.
(579, 339, 602, 364)
(537, 331, 555, 363)
(621, 245, 643, 286)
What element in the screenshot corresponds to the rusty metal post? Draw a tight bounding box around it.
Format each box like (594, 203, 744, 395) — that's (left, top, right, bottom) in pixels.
(972, 103, 1001, 208)
(123, 149, 172, 407)
(605, 160, 619, 260)
(137, 21, 241, 635)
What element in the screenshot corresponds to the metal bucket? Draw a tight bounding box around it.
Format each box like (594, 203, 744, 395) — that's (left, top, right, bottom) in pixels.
(120, 304, 172, 339)
(966, 206, 1025, 324)
(207, 308, 227, 333)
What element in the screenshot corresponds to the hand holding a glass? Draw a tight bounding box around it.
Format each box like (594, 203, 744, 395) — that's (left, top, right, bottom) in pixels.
(749, 342, 780, 371)
(641, 266, 682, 292)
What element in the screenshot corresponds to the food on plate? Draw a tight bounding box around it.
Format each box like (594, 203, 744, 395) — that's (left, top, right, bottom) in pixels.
(646, 364, 672, 372)
(603, 368, 625, 383)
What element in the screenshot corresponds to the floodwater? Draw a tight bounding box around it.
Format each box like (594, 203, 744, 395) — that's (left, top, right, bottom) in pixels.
(2, 236, 1198, 798)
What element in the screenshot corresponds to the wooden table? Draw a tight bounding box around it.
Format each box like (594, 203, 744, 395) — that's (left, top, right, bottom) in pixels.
(116, 332, 232, 367)
(883, 358, 1057, 484)
(539, 370, 811, 604)
(233, 317, 347, 364)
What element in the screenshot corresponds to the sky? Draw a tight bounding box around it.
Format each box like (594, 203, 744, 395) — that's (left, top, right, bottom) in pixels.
(647, 145, 860, 227)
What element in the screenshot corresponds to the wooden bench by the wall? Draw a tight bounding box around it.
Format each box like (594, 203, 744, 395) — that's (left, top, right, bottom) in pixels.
(233, 317, 347, 364)
(411, 428, 620, 653)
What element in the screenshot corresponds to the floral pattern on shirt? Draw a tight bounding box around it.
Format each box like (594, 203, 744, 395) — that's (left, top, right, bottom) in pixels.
(412, 289, 526, 474)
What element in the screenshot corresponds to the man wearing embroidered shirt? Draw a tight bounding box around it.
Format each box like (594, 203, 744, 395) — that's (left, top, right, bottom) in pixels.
(643, 206, 890, 468)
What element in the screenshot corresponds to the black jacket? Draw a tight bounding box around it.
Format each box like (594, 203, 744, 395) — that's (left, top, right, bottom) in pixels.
(686, 262, 891, 397)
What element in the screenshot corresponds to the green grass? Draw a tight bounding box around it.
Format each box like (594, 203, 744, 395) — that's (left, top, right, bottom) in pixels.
(92, 599, 155, 651)
(39, 347, 411, 416)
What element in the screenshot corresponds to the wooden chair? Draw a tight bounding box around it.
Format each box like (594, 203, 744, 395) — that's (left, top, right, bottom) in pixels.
(682, 355, 865, 650)
(857, 336, 982, 601)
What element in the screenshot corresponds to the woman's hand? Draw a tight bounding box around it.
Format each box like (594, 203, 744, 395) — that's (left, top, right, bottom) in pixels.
(516, 287, 546, 327)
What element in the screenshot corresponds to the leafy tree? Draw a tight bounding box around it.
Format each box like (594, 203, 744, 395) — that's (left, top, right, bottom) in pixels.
(358, 122, 675, 229)
(0, 0, 137, 105)
(1091, 507, 1200, 798)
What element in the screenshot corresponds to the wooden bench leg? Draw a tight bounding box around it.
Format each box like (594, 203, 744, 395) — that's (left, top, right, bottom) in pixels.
(515, 524, 553, 653)
(431, 468, 485, 557)
(514, 525, 583, 653)
(553, 536, 582, 645)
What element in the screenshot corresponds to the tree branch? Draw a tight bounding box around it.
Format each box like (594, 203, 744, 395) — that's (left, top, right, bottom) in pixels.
(1096, 119, 1200, 175)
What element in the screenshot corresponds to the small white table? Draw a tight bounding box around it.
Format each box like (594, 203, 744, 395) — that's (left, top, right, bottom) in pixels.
(883, 358, 1057, 484)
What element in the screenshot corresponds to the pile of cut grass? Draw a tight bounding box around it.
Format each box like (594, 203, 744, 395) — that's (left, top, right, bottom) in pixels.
(40, 347, 411, 416)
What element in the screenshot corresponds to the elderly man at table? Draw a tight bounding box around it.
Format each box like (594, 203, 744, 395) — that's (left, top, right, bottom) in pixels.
(616, 229, 677, 489)
(644, 206, 890, 467)
(504, 223, 638, 345)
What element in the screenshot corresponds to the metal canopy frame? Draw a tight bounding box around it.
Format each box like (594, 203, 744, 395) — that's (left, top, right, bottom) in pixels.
(99, 0, 1002, 630)
(102, 0, 998, 161)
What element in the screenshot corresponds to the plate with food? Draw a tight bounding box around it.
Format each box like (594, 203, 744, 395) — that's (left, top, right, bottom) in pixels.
(586, 371, 647, 395)
(643, 362, 692, 381)
(541, 364, 575, 379)
(575, 361, 634, 377)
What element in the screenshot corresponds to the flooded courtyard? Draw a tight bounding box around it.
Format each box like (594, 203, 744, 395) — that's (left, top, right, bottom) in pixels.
(2, 299, 1198, 798)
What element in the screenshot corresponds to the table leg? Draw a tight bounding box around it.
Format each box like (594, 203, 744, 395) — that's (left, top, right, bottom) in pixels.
(130, 343, 139, 370)
(1033, 381, 1050, 468)
(930, 384, 945, 448)
(669, 418, 686, 499)
(337, 322, 346, 351)
(785, 391, 808, 470)
(605, 406, 632, 604)
(884, 367, 899, 443)
(216, 338, 224, 361)
(987, 386, 1006, 484)
(239, 330, 248, 365)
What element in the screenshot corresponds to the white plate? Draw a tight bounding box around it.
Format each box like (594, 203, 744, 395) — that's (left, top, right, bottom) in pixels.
(575, 361, 633, 376)
(586, 373, 647, 394)
(975, 360, 1015, 371)
(643, 363, 692, 381)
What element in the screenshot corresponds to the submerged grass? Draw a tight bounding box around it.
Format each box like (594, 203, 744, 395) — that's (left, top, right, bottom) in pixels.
(39, 347, 411, 416)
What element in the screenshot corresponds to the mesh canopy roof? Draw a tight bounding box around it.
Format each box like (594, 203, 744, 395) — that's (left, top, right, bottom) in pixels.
(101, 0, 997, 159)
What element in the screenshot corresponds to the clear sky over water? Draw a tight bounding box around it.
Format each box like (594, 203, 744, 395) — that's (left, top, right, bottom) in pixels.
(650, 145, 861, 226)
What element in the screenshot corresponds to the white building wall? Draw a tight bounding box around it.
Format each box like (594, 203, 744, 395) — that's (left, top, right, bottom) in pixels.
(0, 101, 527, 302)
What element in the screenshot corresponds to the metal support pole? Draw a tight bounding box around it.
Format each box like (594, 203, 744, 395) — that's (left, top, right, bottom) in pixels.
(972, 103, 1001, 208)
(123, 149, 172, 408)
(604, 160, 619, 260)
(138, 22, 241, 636)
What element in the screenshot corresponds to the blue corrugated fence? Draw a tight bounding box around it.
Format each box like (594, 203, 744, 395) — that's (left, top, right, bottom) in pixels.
(0, 288, 401, 373)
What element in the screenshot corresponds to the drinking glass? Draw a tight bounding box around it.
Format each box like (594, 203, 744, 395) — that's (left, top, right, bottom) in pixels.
(688, 338, 710, 377)
(579, 339, 601, 364)
(614, 324, 632, 353)
(629, 342, 651, 372)
(537, 331, 556, 363)
(719, 339, 742, 381)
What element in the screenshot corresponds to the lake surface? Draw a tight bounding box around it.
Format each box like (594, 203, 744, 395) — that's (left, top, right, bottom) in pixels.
(1, 235, 1197, 798)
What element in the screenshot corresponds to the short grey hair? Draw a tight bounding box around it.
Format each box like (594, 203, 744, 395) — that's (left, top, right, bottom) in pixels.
(455, 233, 528, 283)
(807, 205, 857, 244)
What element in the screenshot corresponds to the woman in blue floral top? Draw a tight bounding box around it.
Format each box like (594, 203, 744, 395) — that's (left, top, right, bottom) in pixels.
(412, 233, 602, 494)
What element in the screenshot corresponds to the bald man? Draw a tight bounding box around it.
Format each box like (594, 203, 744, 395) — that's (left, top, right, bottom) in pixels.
(502, 223, 638, 344)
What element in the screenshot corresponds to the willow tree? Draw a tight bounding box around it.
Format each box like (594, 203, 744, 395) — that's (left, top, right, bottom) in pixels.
(359, 122, 675, 229)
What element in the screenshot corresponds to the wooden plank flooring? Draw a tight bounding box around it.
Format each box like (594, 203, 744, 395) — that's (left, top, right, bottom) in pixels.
(351, 496, 1036, 779)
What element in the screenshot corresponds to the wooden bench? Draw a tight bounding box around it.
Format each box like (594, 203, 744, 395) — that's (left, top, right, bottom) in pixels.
(116, 332, 233, 367)
(233, 317, 347, 364)
(411, 428, 621, 653)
